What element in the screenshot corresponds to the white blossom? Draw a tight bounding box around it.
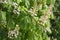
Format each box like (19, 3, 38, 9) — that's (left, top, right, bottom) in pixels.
(12, 2, 18, 9)
(0, 0, 7, 3)
(13, 9, 17, 14)
(8, 25, 20, 39)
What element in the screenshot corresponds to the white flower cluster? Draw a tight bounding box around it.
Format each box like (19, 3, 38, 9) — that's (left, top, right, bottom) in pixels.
(28, 1, 38, 16)
(0, 0, 7, 3)
(13, 9, 20, 15)
(28, 8, 38, 16)
(12, 2, 21, 15)
(8, 24, 20, 39)
(38, 5, 53, 24)
(12, 2, 18, 9)
(38, 5, 53, 33)
(28, 4, 42, 17)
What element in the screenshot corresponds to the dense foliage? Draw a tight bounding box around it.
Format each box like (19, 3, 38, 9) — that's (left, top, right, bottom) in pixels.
(50, 0, 60, 40)
(0, 0, 60, 40)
